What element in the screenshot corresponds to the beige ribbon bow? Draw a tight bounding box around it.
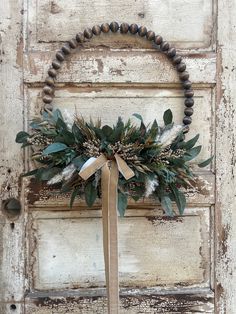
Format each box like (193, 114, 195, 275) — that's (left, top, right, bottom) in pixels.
(79, 153, 135, 314)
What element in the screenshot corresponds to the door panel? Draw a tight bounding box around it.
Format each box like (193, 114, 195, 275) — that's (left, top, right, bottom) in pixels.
(23, 1, 217, 312)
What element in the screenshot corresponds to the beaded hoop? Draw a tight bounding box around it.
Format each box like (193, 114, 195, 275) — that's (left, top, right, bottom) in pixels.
(42, 22, 194, 132)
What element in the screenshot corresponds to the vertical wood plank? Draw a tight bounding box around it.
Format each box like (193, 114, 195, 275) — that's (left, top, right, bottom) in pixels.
(216, 0, 236, 312)
(0, 0, 25, 311)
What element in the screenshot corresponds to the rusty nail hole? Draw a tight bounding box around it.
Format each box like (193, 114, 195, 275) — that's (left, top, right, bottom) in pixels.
(2, 198, 21, 220)
(10, 304, 16, 310)
(7, 168, 11, 174)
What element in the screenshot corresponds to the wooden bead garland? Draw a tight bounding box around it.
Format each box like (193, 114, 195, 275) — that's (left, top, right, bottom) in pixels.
(42, 22, 195, 130)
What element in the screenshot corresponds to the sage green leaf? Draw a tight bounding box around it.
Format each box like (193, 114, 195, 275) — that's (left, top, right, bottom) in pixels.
(84, 181, 97, 207)
(198, 156, 214, 168)
(161, 195, 173, 217)
(102, 125, 113, 140)
(149, 119, 159, 139)
(118, 192, 128, 217)
(184, 145, 202, 161)
(133, 113, 143, 122)
(70, 186, 80, 208)
(42, 143, 68, 155)
(163, 109, 173, 125)
(21, 169, 38, 177)
(184, 134, 200, 150)
(72, 156, 87, 170)
(72, 123, 83, 143)
(15, 131, 29, 143)
(170, 185, 186, 215)
(52, 109, 63, 122)
(56, 118, 68, 132)
(37, 167, 61, 181)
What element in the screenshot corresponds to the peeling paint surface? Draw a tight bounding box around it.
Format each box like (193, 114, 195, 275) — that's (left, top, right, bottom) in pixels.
(2, 0, 236, 313)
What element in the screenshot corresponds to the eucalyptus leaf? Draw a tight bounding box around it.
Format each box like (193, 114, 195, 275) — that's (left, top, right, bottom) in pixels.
(70, 186, 81, 208)
(170, 185, 186, 215)
(133, 113, 143, 122)
(21, 169, 38, 177)
(184, 145, 202, 161)
(84, 181, 97, 207)
(15, 131, 29, 143)
(161, 195, 173, 217)
(42, 143, 68, 155)
(118, 192, 128, 217)
(198, 156, 214, 168)
(72, 156, 87, 170)
(183, 134, 200, 150)
(163, 109, 173, 125)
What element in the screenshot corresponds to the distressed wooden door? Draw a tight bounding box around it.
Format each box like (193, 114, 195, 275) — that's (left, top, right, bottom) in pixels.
(1, 0, 236, 313)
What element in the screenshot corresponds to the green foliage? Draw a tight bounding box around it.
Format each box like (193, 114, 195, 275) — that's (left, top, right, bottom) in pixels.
(15, 108, 213, 217)
(43, 143, 68, 155)
(118, 192, 128, 217)
(84, 181, 97, 207)
(163, 109, 173, 125)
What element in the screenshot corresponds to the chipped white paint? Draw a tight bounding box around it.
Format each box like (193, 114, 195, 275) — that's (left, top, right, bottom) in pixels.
(24, 51, 216, 84)
(0, 0, 25, 313)
(33, 0, 214, 49)
(31, 208, 210, 290)
(215, 0, 236, 312)
(3, 0, 236, 312)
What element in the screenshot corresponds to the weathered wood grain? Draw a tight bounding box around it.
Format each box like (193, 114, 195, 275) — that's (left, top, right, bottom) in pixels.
(29, 0, 214, 49)
(24, 51, 216, 84)
(25, 290, 214, 313)
(29, 208, 210, 291)
(215, 0, 236, 312)
(0, 0, 25, 308)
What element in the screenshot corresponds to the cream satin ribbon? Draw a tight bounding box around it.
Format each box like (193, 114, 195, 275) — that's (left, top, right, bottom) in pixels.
(79, 153, 135, 314)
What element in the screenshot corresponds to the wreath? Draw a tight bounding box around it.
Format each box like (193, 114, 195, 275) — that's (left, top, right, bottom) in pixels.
(16, 108, 211, 215)
(15, 22, 213, 312)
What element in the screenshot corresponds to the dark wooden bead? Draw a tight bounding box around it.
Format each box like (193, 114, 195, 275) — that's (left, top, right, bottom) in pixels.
(110, 21, 119, 32)
(146, 30, 155, 41)
(61, 44, 71, 55)
(120, 23, 129, 34)
(154, 35, 163, 45)
(76, 32, 85, 43)
(172, 55, 182, 65)
(177, 62, 186, 72)
(138, 26, 147, 37)
(43, 95, 53, 104)
(56, 51, 65, 62)
(185, 98, 194, 107)
(160, 41, 170, 51)
(92, 25, 101, 36)
(183, 116, 192, 125)
(184, 107, 194, 116)
(101, 23, 110, 33)
(185, 89, 194, 98)
(44, 103, 53, 111)
(48, 68, 57, 77)
(167, 47, 176, 57)
(68, 38, 77, 49)
(183, 125, 190, 134)
(182, 80, 192, 89)
(45, 76, 55, 87)
(43, 85, 54, 95)
(84, 28, 93, 39)
(52, 59, 61, 70)
(179, 71, 189, 81)
(129, 23, 139, 34)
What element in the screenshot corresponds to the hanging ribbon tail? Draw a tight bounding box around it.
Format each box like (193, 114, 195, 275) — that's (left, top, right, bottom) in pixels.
(79, 154, 135, 314)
